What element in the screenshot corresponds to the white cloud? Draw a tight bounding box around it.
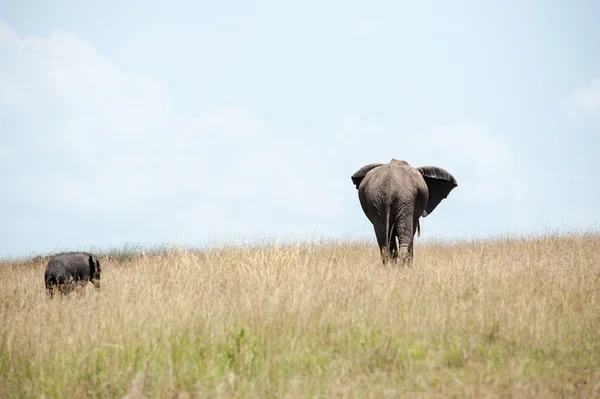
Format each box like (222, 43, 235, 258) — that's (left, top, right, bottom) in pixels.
(335, 115, 536, 230)
(413, 123, 531, 204)
(564, 77, 600, 124)
(0, 18, 350, 253)
(409, 123, 547, 236)
(334, 116, 543, 237)
(334, 115, 531, 205)
(0, 19, 269, 220)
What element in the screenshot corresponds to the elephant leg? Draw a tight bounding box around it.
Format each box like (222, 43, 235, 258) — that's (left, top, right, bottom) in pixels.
(394, 217, 415, 266)
(373, 224, 391, 265)
(76, 283, 85, 298)
(60, 282, 75, 297)
(390, 233, 399, 263)
(408, 216, 421, 262)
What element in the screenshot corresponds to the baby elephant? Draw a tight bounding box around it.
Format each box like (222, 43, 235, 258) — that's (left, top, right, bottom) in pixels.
(44, 252, 101, 298)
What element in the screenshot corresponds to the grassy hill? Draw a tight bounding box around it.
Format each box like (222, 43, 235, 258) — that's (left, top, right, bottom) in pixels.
(1, 234, 599, 398)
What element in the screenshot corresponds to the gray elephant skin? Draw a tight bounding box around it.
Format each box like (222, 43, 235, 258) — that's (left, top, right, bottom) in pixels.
(351, 158, 458, 265)
(44, 252, 101, 298)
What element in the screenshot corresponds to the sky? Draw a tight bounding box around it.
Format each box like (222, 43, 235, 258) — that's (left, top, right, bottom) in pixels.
(0, 0, 599, 257)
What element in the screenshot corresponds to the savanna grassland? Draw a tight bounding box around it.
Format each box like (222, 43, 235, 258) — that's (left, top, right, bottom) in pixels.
(0, 234, 599, 398)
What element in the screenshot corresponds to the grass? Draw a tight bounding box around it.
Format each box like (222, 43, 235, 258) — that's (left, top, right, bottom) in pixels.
(0, 233, 599, 398)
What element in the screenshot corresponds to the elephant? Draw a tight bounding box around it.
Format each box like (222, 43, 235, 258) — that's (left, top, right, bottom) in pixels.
(351, 158, 458, 265)
(44, 252, 101, 298)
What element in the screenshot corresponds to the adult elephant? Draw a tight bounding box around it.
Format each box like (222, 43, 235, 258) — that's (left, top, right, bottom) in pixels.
(351, 158, 458, 265)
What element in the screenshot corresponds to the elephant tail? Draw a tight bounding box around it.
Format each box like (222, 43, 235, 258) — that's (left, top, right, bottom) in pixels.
(417, 219, 421, 237)
(385, 203, 393, 248)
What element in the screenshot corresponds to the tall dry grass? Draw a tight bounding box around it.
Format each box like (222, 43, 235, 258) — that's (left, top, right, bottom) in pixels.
(0, 234, 599, 398)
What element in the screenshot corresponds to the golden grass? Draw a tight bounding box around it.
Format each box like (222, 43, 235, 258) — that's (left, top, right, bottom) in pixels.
(0, 234, 599, 398)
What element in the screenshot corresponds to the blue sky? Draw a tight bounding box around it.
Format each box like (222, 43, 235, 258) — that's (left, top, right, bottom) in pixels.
(0, 0, 599, 257)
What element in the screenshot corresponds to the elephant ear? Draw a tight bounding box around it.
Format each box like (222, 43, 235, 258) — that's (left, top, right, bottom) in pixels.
(417, 166, 458, 217)
(88, 255, 95, 276)
(88, 255, 100, 277)
(351, 163, 383, 189)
